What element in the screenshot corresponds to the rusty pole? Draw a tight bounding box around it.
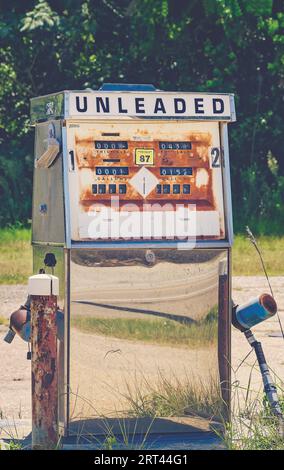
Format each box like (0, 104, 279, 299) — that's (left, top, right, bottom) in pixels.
(29, 274, 59, 450)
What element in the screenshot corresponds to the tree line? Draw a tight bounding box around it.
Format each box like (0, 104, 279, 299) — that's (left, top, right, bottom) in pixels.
(0, 0, 283, 233)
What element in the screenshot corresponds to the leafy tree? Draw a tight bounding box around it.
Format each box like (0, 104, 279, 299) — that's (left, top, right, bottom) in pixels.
(0, 0, 283, 233)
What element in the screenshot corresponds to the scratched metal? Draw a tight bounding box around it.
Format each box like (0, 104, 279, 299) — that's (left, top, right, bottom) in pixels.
(31, 295, 58, 449)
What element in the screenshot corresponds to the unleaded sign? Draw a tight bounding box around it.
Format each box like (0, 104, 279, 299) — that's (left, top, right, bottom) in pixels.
(31, 91, 236, 123)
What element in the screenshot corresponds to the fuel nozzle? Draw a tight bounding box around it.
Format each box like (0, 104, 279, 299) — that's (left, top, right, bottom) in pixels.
(3, 328, 16, 344)
(232, 293, 284, 437)
(3, 301, 31, 344)
(232, 293, 277, 332)
(3, 296, 64, 346)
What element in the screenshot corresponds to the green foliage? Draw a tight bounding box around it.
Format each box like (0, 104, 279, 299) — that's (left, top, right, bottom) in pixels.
(0, 226, 32, 283)
(0, 440, 22, 450)
(0, 1, 284, 233)
(103, 435, 118, 450)
(20, 0, 59, 31)
(232, 234, 284, 275)
(223, 383, 284, 450)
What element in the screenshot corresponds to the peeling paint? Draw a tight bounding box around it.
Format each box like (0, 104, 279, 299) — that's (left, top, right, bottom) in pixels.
(31, 295, 58, 449)
(75, 130, 214, 210)
(67, 121, 226, 240)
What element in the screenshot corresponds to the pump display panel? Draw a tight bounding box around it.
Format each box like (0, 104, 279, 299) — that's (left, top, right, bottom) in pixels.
(67, 120, 225, 241)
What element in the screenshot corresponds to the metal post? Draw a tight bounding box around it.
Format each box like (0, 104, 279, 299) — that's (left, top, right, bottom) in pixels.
(218, 258, 231, 420)
(29, 274, 59, 450)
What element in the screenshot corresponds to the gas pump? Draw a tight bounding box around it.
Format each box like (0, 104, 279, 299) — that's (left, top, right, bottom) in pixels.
(7, 84, 237, 442)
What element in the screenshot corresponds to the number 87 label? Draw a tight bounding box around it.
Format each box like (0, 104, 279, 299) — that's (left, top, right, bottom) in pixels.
(135, 148, 154, 165)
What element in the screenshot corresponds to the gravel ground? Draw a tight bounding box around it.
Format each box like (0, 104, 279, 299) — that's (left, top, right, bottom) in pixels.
(0, 277, 284, 435)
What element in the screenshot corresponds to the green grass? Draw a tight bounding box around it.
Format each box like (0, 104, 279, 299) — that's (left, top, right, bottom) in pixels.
(221, 404, 284, 450)
(232, 234, 284, 276)
(0, 227, 284, 283)
(221, 373, 284, 450)
(71, 311, 218, 348)
(123, 372, 223, 420)
(0, 226, 32, 284)
(0, 316, 8, 326)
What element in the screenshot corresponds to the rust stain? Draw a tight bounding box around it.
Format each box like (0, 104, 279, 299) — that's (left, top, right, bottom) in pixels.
(260, 294, 277, 314)
(70, 123, 226, 240)
(75, 131, 215, 212)
(31, 295, 58, 449)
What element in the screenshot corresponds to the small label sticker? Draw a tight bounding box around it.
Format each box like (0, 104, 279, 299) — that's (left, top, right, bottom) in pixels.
(135, 148, 154, 165)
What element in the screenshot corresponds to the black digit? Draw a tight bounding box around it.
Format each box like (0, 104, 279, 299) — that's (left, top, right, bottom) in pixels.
(211, 147, 220, 168)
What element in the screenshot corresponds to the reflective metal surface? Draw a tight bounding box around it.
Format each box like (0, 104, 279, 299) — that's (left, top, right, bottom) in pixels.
(32, 120, 65, 244)
(69, 248, 230, 434)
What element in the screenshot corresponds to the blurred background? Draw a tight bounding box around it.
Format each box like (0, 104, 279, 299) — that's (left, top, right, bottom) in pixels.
(0, 0, 284, 281)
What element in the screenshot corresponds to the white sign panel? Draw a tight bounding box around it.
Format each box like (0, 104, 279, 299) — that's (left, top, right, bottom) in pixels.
(68, 92, 233, 120)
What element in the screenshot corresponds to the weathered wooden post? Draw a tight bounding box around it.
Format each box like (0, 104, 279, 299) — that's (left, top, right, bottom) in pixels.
(28, 274, 59, 450)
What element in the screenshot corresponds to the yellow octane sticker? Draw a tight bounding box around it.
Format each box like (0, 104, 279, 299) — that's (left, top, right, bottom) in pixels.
(135, 148, 154, 165)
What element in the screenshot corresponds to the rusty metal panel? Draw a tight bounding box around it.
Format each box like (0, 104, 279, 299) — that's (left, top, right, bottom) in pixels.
(66, 120, 225, 241)
(76, 133, 213, 206)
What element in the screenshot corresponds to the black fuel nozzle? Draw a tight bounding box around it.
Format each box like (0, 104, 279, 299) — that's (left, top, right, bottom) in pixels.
(3, 297, 64, 346)
(232, 303, 246, 332)
(3, 328, 16, 344)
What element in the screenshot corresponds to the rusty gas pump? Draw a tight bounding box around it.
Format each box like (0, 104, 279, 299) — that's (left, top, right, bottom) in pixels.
(4, 84, 239, 447)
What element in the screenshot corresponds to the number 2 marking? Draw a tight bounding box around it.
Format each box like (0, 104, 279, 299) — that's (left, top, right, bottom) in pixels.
(211, 147, 222, 168)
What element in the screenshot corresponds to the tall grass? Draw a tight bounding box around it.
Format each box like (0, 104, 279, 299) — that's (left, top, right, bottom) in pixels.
(219, 365, 284, 450)
(0, 225, 31, 244)
(1, 362, 283, 449)
(223, 413, 284, 450)
(121, 371, 223, 421)
(68, 370, 223, 447)
(0, 225, 32, 284)
(232, 234, 284, 276)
